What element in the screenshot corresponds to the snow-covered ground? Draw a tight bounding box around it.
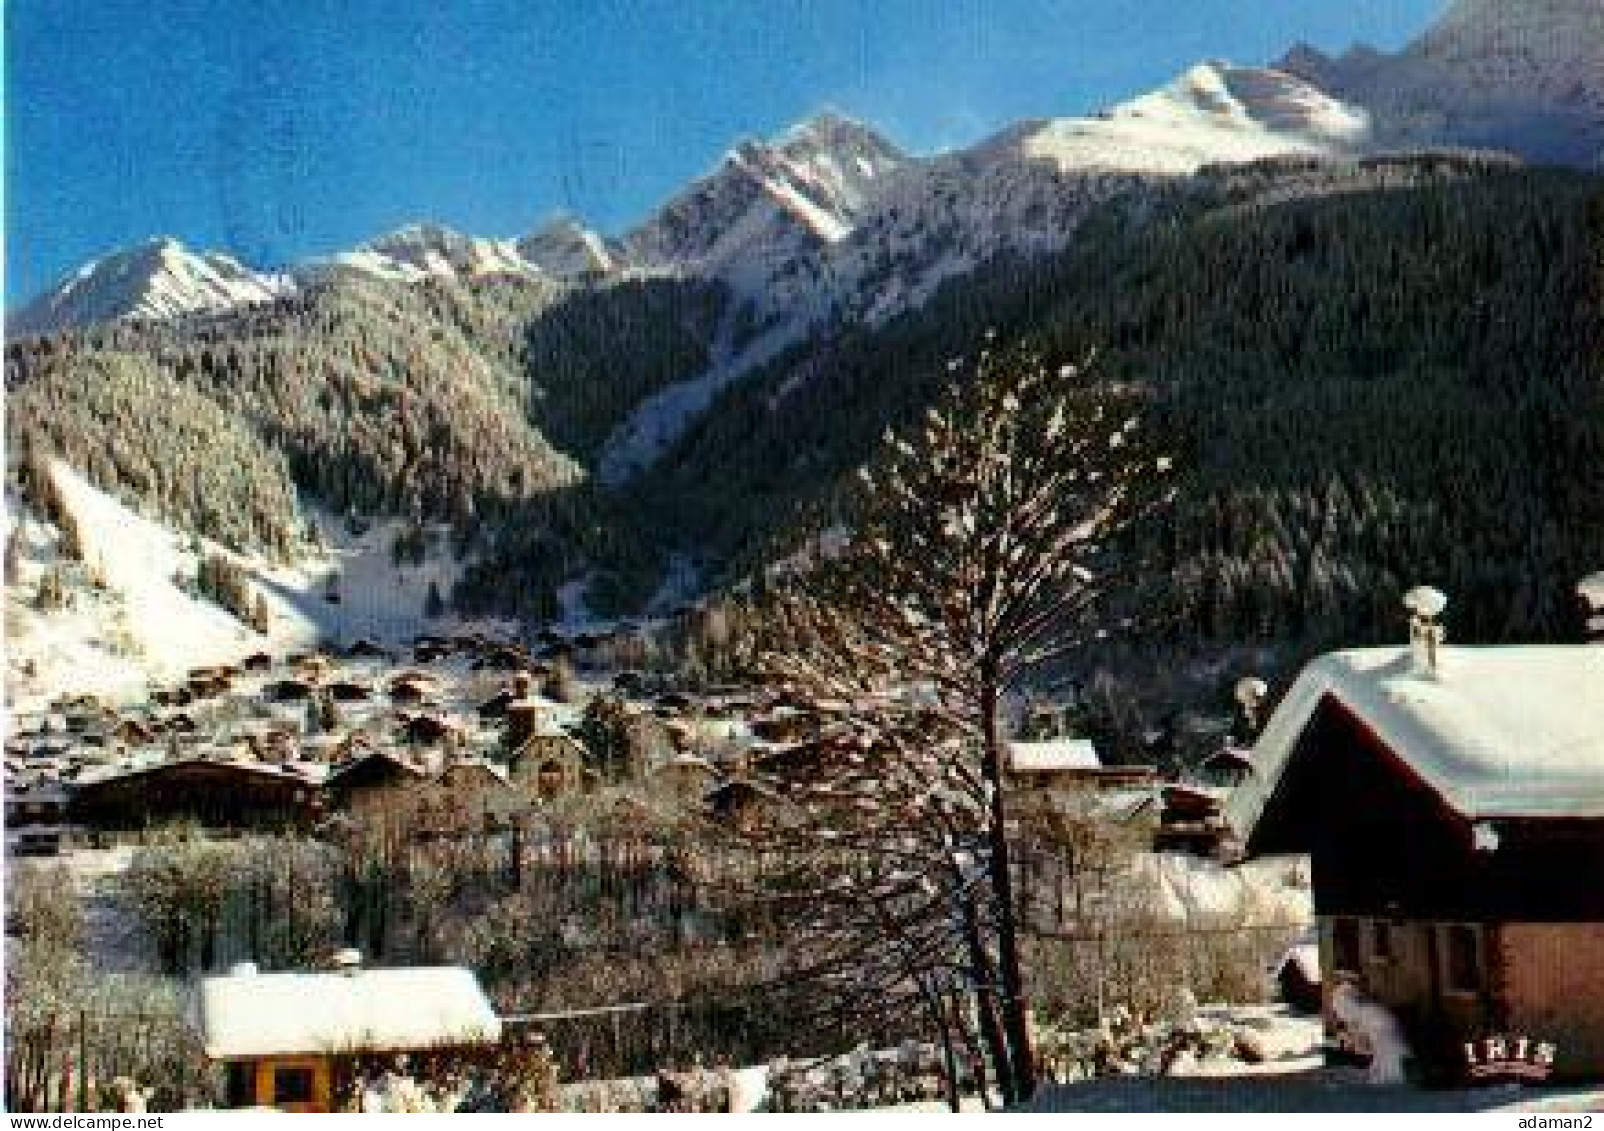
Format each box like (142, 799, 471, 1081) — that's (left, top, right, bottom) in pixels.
(6, 465, 261, 709)
(1138, 852, 1311, 926)
(5, 462, 516, 711)
(1023, 1002, 1604, 1112)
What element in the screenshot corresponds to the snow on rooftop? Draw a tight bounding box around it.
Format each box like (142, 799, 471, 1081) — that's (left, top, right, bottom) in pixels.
(1006, 738, 1101, 773)
(1231, 645, 1604, 839)
(199, 965, 500, 1059)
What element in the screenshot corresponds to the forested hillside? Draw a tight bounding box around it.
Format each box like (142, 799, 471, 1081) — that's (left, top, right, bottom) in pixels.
(8, 155, 1601, 651)
(5, 270, 724, 618)
(8, 351, 304, 558)
(627, 154, 1604, 647)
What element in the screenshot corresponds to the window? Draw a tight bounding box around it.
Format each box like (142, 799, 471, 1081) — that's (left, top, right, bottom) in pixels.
(272, 1065, 315, 1105)
(1332, 917, 1361, 973)
(1371, 920, 1393, 962)
(1444, 924, 1482, 993)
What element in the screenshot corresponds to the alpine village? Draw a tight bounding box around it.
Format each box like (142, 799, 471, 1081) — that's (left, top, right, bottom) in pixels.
(5, 0, 1604, 1116)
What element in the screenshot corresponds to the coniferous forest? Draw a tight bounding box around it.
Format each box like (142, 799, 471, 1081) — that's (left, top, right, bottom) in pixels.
(7, 154, 1603, 657)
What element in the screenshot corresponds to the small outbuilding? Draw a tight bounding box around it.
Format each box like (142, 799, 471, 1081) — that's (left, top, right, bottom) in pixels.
(198, 959, 501, 1112)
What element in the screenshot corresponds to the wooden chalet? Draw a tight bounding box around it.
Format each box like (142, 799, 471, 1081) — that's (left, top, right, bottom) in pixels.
(398, 713, 460, 747)
(5, 780, 73, 856)
(265, 678, 315, 703)
(199, 958, 500, 1112)
(502, 695, 555, 746)
(1152, 783, 1230, 854)
(70, 759, 324, 832)
(423, 759, 528, 831)
(342, 638, 391, 660)
(388, 672, 437, 705)
(1198, 745, 1256, 788)
(507, 729, 591, 800)
(1229, 643, 1604, 1081)
(646, 753, 718, 807)
(325, 750, 430, 814)
(112, 717, 158, 747)
(185, 668, 233, 699)
(1005, 739, 1157, 789)
(327, 679, 373, 703)
(476, 689, 515, 720)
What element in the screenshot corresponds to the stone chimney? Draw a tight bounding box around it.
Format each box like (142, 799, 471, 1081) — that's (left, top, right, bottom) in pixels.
(1403, 586, 1448, 677)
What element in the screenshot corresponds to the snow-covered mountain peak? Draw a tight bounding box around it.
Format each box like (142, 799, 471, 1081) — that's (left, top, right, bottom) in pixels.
(1018, 61, 1368, 176)
(625, 114, 910, 271)
(361, 223, 535, 280)
(776, 110, 907, 172)
(1280, 0, 1604, 166)
(8, 236, 292, 339)
(516, 216, 621, 280)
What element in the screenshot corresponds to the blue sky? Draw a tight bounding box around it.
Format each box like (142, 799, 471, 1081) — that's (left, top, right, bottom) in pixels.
(6, 0, 1443, 305)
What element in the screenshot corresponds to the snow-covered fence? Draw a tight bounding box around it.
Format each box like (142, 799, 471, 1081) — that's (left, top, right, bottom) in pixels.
(500, 999, 786, 1086)
(3, 1004, 209, 1113)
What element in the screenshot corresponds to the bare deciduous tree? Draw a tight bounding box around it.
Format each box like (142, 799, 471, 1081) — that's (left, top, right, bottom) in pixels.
(755, 338, 1171, 1102)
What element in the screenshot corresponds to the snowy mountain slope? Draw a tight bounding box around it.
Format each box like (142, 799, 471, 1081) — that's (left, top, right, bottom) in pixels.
(516, 216, 623, 279)
(596, 318, 809, 485)
(593, 66, 1370, 480)
(814, 62, 1364, 327)
(1281, 0, 1604, 167)
(622, 112, 908, 276)
(299, 220, 623, 286)
(11, 219, 619, 337)
(8, 238, 294, 338)
(6, 462, 271, 707)
(1020, 62, 1369, 175)
(5, 462, 515, 710)
(594, 61, 1371, 478)
(353, 223, 537, 280)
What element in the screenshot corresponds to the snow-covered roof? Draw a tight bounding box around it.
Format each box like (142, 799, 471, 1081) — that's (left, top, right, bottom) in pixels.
(1006, 739, 1101, 773)
(649, 752, 716, 776)
(198, 965, 500, 1059)
(1229, 646, 1604, 839)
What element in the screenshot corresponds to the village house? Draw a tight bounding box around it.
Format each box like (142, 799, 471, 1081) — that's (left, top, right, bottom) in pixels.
(645, 752, 719, 808)
(1152, 783, 1231, 854)
(4, 778, 74, 856)
(424, 758, 529, 832)
(1003, 738, 1159, 837)
(324, 749, 430, 815)
(197, 956, 501, 1112)
(1005, 738, 1157, 790)
(507, 727, 591, 800)
(70, 758, 326, 832)
(1197, 745, 1255, 788)
(1227, 612, 1604, 1081)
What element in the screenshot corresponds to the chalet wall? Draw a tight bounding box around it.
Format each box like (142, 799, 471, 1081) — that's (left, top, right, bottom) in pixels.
(1319, 915, 1492, 1069)
(1497, 923, 1604, 1081)
(1285, 703, 1604, 922)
